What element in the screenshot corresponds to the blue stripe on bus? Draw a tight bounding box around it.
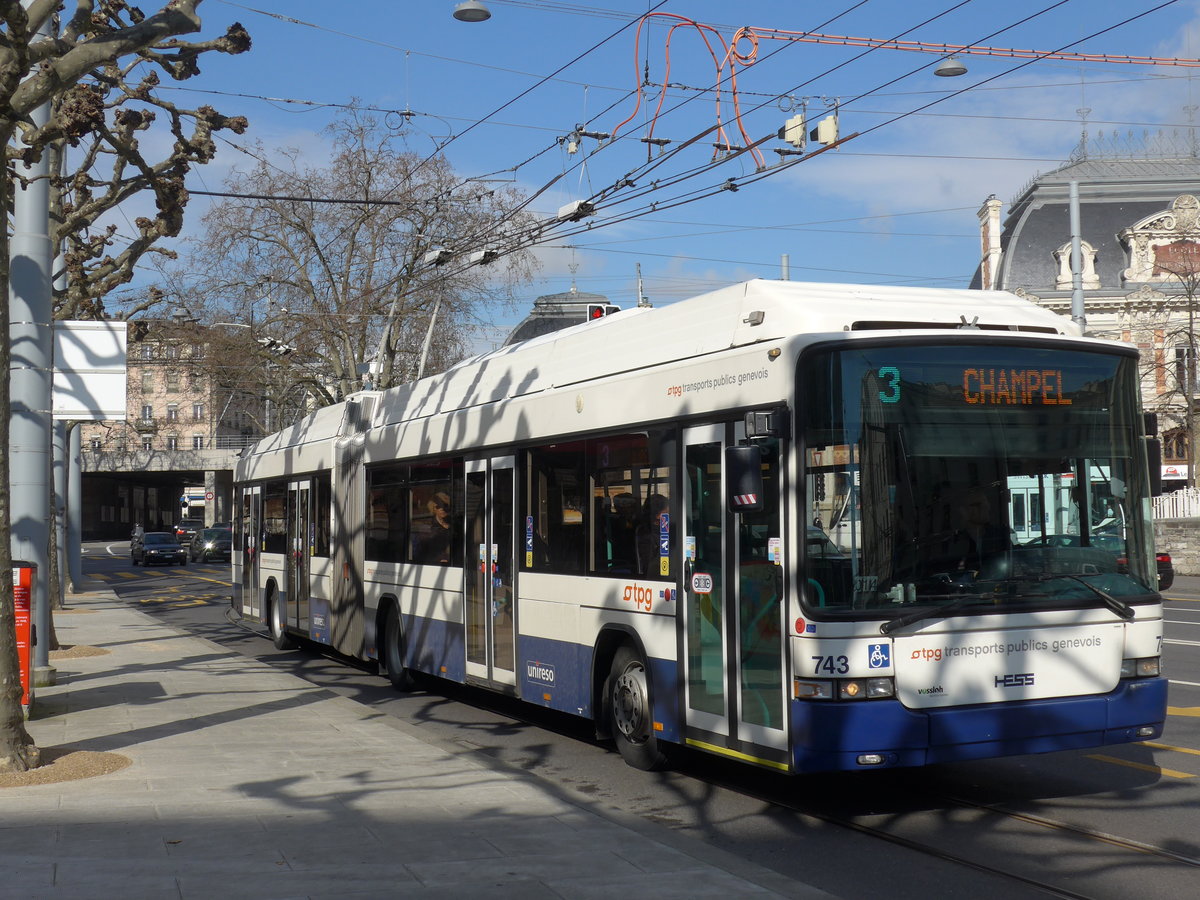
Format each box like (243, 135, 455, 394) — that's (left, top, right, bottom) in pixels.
(511, 634, 682, 743)
(790, 677, 1167, 771)
(516, 634, 591, 713)
(400, 612, 465, 682)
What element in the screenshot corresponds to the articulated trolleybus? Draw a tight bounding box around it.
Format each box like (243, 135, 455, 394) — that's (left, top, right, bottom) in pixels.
(233, 279, 1167, 773)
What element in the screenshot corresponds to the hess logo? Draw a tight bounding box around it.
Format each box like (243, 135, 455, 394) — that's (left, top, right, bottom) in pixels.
(994, 672, 1035, 688)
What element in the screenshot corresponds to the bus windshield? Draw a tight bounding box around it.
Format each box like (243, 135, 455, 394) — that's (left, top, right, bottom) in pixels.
(800, 342, 1158, 618)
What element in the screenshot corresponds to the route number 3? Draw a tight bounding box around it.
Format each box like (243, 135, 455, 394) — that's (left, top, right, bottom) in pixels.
(877, 366, 901, 404)
(812, 655, 849, 675)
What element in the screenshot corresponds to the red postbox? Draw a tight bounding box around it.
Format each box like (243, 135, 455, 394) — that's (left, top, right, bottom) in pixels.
(13, 562, 35, 708)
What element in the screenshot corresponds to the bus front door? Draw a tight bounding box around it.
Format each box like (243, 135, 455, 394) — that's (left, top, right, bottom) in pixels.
(239, 486, 262, 620)
(464, 457, 517, 689)
(682, 424, 789, 769)
(286, 481, 312, 634)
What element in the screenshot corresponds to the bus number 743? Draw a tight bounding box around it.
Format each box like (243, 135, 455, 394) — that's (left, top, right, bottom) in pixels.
(812, 655, 849, 675)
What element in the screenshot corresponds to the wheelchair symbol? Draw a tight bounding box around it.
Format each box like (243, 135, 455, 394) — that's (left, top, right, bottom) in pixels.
(868, 643, 890, 669)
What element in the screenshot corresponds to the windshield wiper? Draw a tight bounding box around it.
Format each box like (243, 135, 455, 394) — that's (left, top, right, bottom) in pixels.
(988, 573, 1137, 620)
(1056, 573, 1136, 620)
(880, 596, 995, 635)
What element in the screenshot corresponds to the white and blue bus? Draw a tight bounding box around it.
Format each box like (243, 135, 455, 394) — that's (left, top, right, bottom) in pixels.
(232, 279, 1167, 773)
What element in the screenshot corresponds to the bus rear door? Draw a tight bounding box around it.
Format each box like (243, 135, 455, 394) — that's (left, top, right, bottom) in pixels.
(238, 486, 262, 620)
(682, 423, 789, 770)
(464, 456, 517, 690)
(285, 480, 312, 634)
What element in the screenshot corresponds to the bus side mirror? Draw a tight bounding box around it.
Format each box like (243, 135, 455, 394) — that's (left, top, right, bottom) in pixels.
(1143, 412, 1163, 497)
(725, 445, 764, 512)
(1146, 437, 1163, 497)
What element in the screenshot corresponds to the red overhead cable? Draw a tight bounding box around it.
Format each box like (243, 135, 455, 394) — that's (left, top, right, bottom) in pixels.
(752, 29, 1200, 67)
(612, 13, 1200, 175)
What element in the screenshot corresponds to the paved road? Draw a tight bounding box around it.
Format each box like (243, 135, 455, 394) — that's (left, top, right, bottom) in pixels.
(76, 541, 1200, 900)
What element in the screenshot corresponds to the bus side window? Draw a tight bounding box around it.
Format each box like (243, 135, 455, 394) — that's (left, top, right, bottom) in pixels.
(524, 442, 587, 574)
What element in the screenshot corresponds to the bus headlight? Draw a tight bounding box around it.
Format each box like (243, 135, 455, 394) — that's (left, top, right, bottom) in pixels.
(866, 677, 895, 698)
(1120, 657, 1161, 678)
(795, 676, 894, 700)
(794, 679, 835, 700)
(839, 680, 864, 699)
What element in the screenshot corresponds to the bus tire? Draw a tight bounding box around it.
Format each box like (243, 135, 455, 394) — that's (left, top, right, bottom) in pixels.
(384, 606, 414, 691)
(606, 645, 668, 771)
(269, 591, 294, 651)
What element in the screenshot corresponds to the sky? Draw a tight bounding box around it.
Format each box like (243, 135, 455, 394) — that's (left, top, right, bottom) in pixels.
(113, 0, 1200, 349)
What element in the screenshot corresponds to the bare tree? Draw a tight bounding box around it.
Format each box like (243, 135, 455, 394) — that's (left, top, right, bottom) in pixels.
(0, 0, 248, 774)
(184, 109, 539, 407)
(1156, 256, 1200, 491)
(50, 65, 248, 320)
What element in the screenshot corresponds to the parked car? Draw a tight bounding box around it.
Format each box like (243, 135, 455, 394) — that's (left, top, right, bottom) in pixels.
(132, 532, 187, 566)
(1022, 533, 1124, 552)
(1155, 551, 1175, 591)
(189, 527, 232, 563)
(1023, 533, 1173, 590)
(173, 518, 204, 541)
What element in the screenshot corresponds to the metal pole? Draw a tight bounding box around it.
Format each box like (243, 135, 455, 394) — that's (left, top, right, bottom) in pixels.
(52, 421, 67, 607)
(67, 424, 83, 591)
(416, 298, 442, 381)
(9, 5, 54, 680)
(1069, 180, 1086, 332)
(781, 253, 790, 281)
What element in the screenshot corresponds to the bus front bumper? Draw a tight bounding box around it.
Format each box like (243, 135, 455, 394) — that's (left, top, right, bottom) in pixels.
(789, 676, 1167, 772)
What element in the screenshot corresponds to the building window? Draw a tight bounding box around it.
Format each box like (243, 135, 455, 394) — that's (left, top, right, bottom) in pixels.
(192, 402, 205, 421)
(166, 404, 179, 422)
(167, 436, 178, 451)
(141, 403, 153, 420)
(1175, 346, 1197, 392)
(192, 434, 204, 450)
(190, 373, 204, 391)
(142, 438, 153, 451)
(90, 436, 102, 451)
(1164, 428, 1189, 462)
(165, 344, 180, 359)
(165, 372, 181, 393)
(141, 371, 154, 392)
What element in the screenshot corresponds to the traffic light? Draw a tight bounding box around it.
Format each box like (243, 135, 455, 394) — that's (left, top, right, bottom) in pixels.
(586, 304, 619, 321)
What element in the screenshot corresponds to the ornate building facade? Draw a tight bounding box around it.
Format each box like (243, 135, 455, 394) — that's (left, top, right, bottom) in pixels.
(79, 318, 267, 538)
(973, 132, 1200, 490)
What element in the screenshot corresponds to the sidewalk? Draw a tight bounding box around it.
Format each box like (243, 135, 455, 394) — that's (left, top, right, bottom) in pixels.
(2, 589, 830, 899)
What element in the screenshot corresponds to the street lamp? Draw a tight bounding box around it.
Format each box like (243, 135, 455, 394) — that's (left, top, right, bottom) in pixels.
(934, 56, 967, 77)
(453, 1, 491, 22)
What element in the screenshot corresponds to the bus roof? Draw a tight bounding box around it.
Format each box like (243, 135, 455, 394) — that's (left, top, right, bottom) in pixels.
(241, 279, 1081, 462)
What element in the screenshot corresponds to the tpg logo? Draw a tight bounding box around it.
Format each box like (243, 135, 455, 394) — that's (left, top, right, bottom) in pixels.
(526, 661, 556, 685)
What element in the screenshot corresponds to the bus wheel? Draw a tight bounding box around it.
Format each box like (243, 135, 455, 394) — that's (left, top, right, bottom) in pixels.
(384, 606, 414, 691)
(269, 591, 294, 651)
(607, 645, 668, 771)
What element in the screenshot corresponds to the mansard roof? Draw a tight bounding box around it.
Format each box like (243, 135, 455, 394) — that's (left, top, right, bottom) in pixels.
(974, 131, 1200, 293)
